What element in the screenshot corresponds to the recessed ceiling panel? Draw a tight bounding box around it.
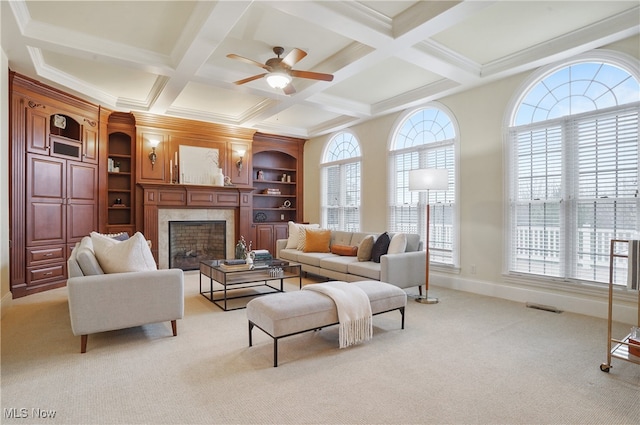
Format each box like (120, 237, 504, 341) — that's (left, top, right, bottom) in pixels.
(432, 1, 637, 65)
(359, 1, 420, 19)
(41, 50, 158, 102)
(263, 104, 344, 130)
(216, 2, 352, 71)
(325, 57, 441, 104)
(173, 82, 265, 119)
(27, 1, 195, 55)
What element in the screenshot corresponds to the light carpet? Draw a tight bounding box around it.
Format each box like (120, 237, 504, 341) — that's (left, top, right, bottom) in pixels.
(1, 271, 639, 424)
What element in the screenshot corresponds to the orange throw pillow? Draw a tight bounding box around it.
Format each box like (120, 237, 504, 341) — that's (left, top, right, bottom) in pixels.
(303, 228, 332, 253)
(330, 244, 358, 256)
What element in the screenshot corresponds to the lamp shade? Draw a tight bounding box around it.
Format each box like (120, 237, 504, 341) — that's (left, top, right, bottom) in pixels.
(409, 169, 449, 191)
(266, 72, 292, 89)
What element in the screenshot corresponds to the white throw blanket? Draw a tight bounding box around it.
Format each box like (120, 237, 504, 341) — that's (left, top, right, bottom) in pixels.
(303, 282, 373, 348)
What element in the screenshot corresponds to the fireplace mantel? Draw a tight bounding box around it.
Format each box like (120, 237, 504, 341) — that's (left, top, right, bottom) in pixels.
(139, 183, 254, 261)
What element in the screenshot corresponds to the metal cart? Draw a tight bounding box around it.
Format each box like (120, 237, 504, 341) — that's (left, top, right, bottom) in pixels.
(600, 239, 640, 373)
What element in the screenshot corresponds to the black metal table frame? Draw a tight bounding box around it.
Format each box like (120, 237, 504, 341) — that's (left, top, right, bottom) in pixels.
(199, 262, 302, 311)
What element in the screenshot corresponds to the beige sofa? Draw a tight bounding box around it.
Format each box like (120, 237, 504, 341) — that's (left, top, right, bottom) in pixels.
(276, 230, 426, 290)
(67, 235, 184, 353)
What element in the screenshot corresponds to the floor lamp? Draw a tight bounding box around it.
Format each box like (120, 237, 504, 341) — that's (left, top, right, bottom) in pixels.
(409, 168, 449, 304)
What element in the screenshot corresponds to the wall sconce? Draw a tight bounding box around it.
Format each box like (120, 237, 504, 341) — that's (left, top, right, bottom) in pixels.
(236, 149, 246, 176)
(148, 140, 160, 169)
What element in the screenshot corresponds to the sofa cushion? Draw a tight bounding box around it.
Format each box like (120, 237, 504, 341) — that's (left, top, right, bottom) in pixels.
(388, 233, 407, 254)
(91, 232, 157, 274)
(404, 233, 421, 252)
(331, 231, 354, 246)
(320, 255, 359, 273)
(347, 261, 381, 280)
(278, 248, 299, 262)
(371, 232, 391, 263)
(303, 228, 331, 253)
(285, 222, 319, 249)
(76, 237, 104, 276)
(295, 251, 335, 267)
(357, 235, 375, 262)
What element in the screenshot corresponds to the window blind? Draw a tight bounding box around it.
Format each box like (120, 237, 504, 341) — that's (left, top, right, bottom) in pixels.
(509, 104, 639, 285)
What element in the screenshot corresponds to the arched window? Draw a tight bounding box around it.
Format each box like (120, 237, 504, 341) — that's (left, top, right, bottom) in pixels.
(321, 132, 362, 231)
(389, 105, 457, 266)
(506, 53, 640, 286)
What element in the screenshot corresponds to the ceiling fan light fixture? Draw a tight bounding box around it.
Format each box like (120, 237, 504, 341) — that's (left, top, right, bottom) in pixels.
(266, 72, 291, 89)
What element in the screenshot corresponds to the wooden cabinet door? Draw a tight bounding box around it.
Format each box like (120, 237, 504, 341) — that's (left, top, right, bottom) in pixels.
(67, 161, 98, 242)
(26, 106, 50, 155)
(26, 154, 66, 246)
(82, 124, 99, 163)
(255, 224, 275, 253)
(274, 223, 289, 244)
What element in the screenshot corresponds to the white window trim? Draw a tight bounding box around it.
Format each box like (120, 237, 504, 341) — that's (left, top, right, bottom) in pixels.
(502, 50, 640, 284)
(388, 101, 461, 268)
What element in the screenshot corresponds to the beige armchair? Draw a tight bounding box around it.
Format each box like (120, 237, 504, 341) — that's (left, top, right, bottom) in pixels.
(67, 235, 184, 353)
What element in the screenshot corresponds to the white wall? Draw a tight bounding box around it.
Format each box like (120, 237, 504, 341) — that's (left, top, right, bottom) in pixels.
(304, 35, 640, 323)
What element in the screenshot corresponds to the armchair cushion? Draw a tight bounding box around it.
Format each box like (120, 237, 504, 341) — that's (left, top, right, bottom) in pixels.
(91, 231, 157, 274)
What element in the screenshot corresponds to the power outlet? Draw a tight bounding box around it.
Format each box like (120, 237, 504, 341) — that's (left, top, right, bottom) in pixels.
(470, 264, 477, 275)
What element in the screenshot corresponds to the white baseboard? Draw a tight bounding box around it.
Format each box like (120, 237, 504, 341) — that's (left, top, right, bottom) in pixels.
(431, 274, 637, 325)
(1, 290, 12, 319)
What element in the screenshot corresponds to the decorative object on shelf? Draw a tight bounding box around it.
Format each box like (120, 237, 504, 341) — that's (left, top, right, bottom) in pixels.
(224, 175, 233, 186)
(255, 212, 267, 222)
(114, 198, 122, 205)
(148, 139, 160, 169)
(287, 174, 291, 182)
(236, 148, 245, 176)
(408, 168, 449, 305)
(214, 168, 225, 186)
(53, 114, 67, 129)
(282, 200, 291, 208)
(281, 173, 287, 182)
(257, 170, 264, 180)
(113, 161, 120, 173)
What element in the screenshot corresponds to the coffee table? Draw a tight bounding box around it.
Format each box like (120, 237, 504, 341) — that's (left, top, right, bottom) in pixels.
(199, 260, 302, 311)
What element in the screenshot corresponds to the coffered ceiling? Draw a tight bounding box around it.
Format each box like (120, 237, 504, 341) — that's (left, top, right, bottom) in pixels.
(2, 1, 638, 138)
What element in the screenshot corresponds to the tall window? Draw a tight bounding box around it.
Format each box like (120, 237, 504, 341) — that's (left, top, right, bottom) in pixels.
(321, 132, 361, 231)
(389, 106, 457, 265)
(507, 55, 640, 286)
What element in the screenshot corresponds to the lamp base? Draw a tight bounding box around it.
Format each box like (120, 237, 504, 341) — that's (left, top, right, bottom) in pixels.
(416, 291, 439, 304)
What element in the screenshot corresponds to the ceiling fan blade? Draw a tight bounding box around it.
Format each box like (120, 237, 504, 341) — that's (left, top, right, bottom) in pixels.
(281, 48, 307, 67)
(283, 83, 296, 95)
(290, 70, 334, 82)
(233, 73, 267, 85)
(227, 53, 269, 70)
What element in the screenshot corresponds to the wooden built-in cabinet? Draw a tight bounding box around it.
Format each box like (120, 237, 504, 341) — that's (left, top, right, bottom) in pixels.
(10, 72, 99, 297)
(8, 73, 306, 298)
(250, 133, 305, 254)
(104, 113, 136, 235)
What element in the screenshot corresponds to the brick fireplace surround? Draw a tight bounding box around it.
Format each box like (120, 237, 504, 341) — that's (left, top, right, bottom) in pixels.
(140, 184, 254, 269)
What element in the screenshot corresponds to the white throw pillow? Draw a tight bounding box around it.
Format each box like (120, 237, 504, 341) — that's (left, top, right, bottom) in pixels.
(90, 231, 157, 274)
(285, 221, 320, 249)
(387, 233, 407, 255)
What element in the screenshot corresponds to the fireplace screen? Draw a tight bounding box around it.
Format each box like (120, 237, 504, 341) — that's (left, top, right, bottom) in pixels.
(169, 221, 226, 270)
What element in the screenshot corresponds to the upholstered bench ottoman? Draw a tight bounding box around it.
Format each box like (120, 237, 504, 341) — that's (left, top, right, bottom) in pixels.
(246, 280, 407, 367)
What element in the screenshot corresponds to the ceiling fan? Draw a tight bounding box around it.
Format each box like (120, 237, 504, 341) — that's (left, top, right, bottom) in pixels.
(227, 46, 334, 95)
